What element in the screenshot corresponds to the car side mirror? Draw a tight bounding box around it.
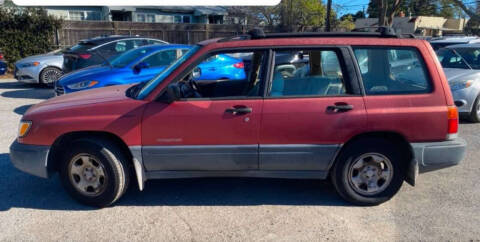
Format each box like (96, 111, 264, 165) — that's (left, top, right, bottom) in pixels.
(192, 67, 201, 79)
(160, 83, 181, 104)
(133, 62, 150, 74)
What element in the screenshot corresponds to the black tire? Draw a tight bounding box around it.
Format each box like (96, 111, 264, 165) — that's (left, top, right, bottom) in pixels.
(40, 67, 62, 87)
(59, 138, 130, 207)
(331, 138, 405, 206)
(468, 95, 480, 123)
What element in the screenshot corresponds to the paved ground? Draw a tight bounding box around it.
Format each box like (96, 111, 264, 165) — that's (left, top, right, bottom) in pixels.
(0, 79, 478, 241)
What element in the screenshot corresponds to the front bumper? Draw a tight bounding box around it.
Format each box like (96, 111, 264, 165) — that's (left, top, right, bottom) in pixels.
(9, 141, 51, 178)
(14, 65, 40, 83)
(412, 138, 467, 173)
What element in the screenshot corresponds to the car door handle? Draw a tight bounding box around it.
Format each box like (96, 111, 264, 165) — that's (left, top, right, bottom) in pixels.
(327, 103, 354, 113)
(225, 106, 252, 115)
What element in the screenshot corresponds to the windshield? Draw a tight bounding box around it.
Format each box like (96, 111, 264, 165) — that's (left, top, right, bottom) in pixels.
(436, 48, 471, 69)
(136, 45, 200, 99)
(110, 47, 150, 68)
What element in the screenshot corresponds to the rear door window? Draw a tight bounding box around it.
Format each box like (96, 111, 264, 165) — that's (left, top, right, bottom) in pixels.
(353, 47, 432, 95)
(269, 49, 347, 97)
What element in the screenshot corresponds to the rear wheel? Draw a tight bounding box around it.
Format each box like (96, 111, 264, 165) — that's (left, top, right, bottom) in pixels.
(40, 67, 62, 87)
(468, 95, 480, 123)
(331, 138, 405, 206)
(59, 138, 130, 207)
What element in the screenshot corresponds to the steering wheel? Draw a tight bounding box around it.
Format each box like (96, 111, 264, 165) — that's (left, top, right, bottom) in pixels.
(189, 79, 200, 92)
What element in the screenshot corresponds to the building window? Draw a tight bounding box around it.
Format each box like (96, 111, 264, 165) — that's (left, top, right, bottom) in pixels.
(85, 11, 101, 20)
(174, 15, 182, 23)
(137, 13, 146, 22)
(69, 11, 85, 21)
(69, 11, 101, 21)
(146, 14, 155, 23)
(173, 15, 191, 23)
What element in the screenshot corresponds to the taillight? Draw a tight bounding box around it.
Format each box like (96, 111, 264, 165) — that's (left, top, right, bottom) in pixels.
(0, 53, 3, 60)
(447, 106, 458, 139)
(79, 53, 92, 59)
(233, 62, 244, 69)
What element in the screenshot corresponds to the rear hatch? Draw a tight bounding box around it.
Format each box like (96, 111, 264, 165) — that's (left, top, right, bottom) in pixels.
(63, 42, 102, 73)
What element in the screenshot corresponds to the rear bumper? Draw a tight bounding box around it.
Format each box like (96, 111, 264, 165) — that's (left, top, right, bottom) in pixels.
(412, 138, 467, 173)
(9, 141, 51, 178)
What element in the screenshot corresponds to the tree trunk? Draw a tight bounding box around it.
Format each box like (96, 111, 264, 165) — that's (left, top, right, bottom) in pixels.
(378, 0, 387, 26)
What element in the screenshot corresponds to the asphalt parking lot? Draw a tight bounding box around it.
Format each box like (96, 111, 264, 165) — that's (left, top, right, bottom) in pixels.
(0, 78, 478, 241)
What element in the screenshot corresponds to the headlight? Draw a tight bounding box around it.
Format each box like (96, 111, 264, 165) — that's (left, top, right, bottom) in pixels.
(67, 80, 99, 90)
(450, 80, 473, 91)
(20, 62, 40, 68)
(18, 120, 32, 138)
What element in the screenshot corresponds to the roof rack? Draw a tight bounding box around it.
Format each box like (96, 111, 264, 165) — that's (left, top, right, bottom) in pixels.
(218, 27, 415, 43)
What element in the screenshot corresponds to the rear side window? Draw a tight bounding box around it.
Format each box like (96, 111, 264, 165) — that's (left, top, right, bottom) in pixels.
(269, 49, 347, 97)
(353, 47, 432, 95)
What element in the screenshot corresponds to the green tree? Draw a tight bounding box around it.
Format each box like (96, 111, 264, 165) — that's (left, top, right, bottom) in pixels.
(338, 15, 356, 31)
(0, 7, 62, 69)
(279, 0, 328, 31)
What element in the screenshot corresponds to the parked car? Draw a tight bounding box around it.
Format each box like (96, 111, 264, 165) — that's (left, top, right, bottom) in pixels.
(10, 29, 466, 207)
(0, 59, 6, 75)
(429, 36, 480, 50)
(56, 44, 190, 95)
(62, 35, 168, 74)
(56, 44, 245, 95)
(14, 49, 63, 86)
(436, 44, 480, 122)
(192, 53, 246, 82)
(0, 48, 5, 75)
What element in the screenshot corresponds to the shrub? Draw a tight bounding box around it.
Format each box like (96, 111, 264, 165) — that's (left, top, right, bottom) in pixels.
(0, 7, 62, 70)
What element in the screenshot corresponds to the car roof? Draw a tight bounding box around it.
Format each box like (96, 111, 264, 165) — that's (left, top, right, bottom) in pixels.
(143, 44, 192, 51)
(79, 35, 163, 46)
(198, 28, 422, 49)
(430, 36, 480, 44)
(446, 43, 480, 48)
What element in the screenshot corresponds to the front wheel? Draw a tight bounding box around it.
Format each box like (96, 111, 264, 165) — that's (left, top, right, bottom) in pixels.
(331, 138, 405, 206)
(40, 67, 62, 87)
(59, 138, 130, 207)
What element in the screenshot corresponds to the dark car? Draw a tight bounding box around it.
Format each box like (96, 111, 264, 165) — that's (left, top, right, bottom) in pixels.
(0, 49, 6, 75)
(62, 35, 168, 74)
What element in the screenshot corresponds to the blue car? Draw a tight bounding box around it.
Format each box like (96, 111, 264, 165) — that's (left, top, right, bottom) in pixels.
(56, 44, 190, 95)
(0, 60, 6, 75)
(193, 54, 246, 82)
(56, 44, 246, 95)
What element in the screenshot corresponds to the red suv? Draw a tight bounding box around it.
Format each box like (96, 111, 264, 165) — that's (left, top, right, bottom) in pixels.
(10, 29, 467, 207)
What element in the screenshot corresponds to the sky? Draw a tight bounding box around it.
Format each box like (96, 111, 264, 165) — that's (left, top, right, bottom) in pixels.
(330, 0, 370, 16)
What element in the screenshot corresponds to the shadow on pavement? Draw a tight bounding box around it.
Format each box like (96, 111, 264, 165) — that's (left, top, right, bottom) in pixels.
(0, 81, 41, 89)
(0, 153, 348, 211)
(13, 104, 33, 115)
(1, 89, 54, 100)
(0, 81, 53, 100)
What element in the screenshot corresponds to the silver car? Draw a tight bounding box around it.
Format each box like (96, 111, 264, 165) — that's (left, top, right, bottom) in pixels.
(436, 44, 480, 122)
(14, 49, 63, 86)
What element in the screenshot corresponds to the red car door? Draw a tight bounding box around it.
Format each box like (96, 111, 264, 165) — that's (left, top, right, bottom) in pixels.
(140, 49, 269, 171)
(259, 48, 367, 172)
(141, 99, 262, 171)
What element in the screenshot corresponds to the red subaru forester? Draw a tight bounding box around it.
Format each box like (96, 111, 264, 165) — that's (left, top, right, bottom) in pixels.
(10, 29, 467, 207)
